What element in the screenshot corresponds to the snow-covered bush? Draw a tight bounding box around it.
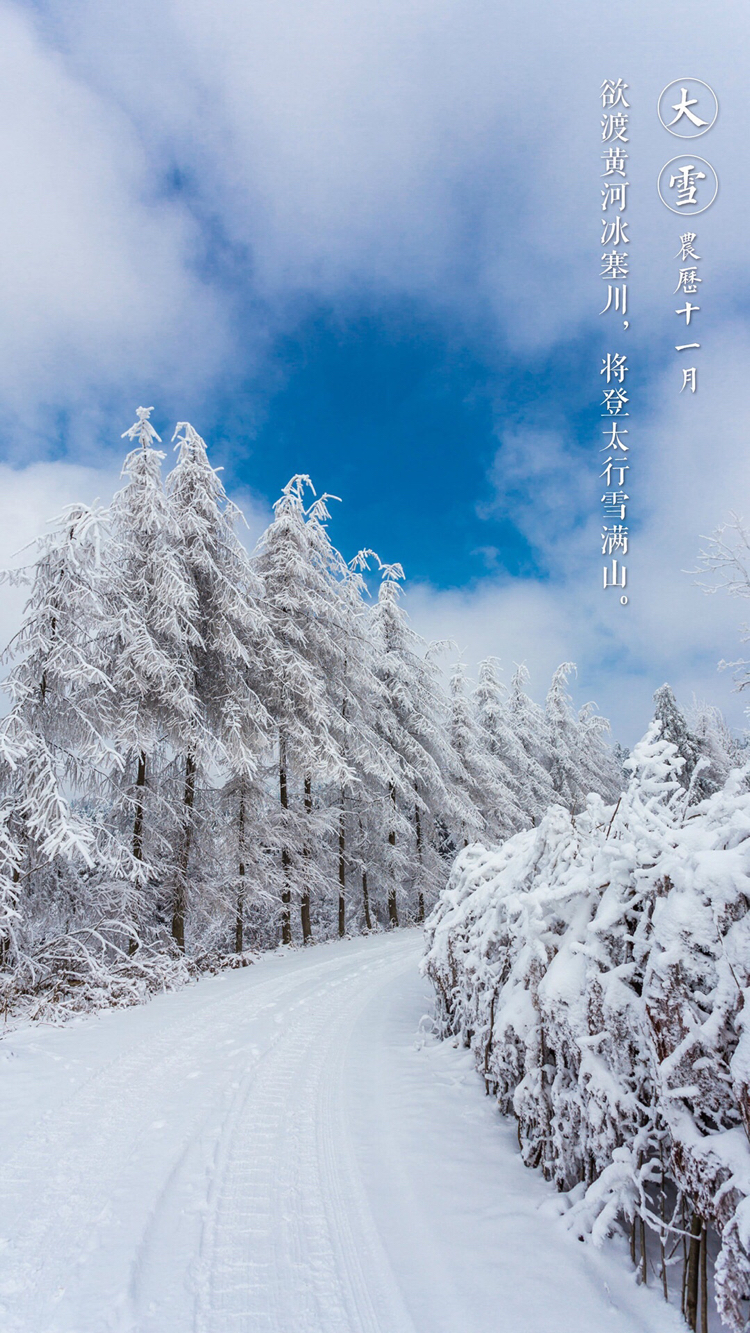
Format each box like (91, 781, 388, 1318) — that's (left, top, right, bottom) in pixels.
(423, 723, 750, 1331)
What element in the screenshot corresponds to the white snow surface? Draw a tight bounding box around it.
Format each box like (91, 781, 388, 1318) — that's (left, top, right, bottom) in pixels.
(0, 930, 684, 1333)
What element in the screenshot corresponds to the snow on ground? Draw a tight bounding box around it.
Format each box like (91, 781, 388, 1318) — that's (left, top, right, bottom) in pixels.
(0, 930, 685, 1333)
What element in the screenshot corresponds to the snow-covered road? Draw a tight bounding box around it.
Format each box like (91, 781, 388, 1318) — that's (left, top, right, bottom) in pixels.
(0, 930, 684, 1333)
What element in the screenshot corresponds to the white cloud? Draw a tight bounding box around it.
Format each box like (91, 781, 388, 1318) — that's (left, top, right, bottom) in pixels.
(408, 330, 750, 744)
(1, 0, 747, 441)
(226, 486, 274, 554)
(0, 3, 231, 451)
(0, 458, 121, 668)
(26, 0, 750, 349)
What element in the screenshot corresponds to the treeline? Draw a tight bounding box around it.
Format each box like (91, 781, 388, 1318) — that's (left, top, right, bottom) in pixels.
(423, 687, 750, 1332)
(1, 407, 620, 1013)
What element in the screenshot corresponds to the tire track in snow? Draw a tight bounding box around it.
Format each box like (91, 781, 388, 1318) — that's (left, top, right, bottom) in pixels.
(316, 974, 417, 1333)
(0, 942, 410, 1333)
(195, 937, 418, 1333)
(0, 983, 280, 1331)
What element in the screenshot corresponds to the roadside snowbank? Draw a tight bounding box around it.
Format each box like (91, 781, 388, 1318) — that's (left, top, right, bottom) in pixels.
(423, 723, 750, 1330)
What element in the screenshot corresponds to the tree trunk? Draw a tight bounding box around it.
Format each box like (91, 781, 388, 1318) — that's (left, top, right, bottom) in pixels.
(699, 1222, 708, 1333)
(362, 867, 372, 931)
(132, 751, 147, 864)
(414, 798, 425, 923)
(685, 1211, 703, 1330)
(658, 1157, 669, 1301)
(234, 786, 246, 954)
(128, 750, 147, 955)
(388, 784, 399, 928)
(0, 864, 19, 967)
(39, 613, 56, 706)
(681, 1199, 689, 1315)
(300, 889, 312, 942)
(172, 751, 195, 952)
(300, 775, 312, 944)
(337, 688, 348, 938)
(358, 816, 372, 930)
(279, 746, 292, 946)
(338, 801, 346, 938)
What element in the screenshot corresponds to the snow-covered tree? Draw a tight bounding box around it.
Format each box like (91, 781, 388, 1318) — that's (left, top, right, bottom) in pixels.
(541, 664, 622, 814)
(688, 698, 741, 796)
(166, 421, 274, 950)
(0, 502, 118, 967)
(0, 807, 22, 969)
(544, 662, 587, 810)
(369, 565, 464, 925)
(505, 664, 554, 823)
(471, 657, 526, 837)
(254, 476, 349, 943)
(696, 511, 750, 695)
(448, 661, 515, 846)
(652, 683, 704, 796)
(575, 700, 623, 804)
(107, 408, 202, 949)
(319, 544, 407, 937)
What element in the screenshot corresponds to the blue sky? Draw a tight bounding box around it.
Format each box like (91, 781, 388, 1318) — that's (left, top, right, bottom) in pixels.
(214, 304, 577, 588)
(1, 0, 750, 742)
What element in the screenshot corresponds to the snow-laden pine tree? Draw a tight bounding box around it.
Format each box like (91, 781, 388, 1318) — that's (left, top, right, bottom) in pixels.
(471, 657, 526, 837)
(312, 541, 405, 937)
(254, 477, 350, 944)
(166, 421, 274, 951)
(575, 701, 623, 804)
(107, 408, 201, 950)
(262, 501, 398, 941)
(332, 551, 387, 934)
(0, 502, 123, 973)
(448, 661, 513, 846)
(369, 566, 465, 924)
(544, 664, 622, 811)
(544, 663, 587, 810)
(504, 664, 554, 823)
(688, 698, 740, 796)
(651, 683, 704, 797)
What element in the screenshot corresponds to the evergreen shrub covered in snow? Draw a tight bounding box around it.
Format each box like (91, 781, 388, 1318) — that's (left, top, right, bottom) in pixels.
(423, 720, 750, 1330)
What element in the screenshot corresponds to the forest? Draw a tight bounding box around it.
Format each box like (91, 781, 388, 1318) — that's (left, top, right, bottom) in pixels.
(0, 407, 621, 1018)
